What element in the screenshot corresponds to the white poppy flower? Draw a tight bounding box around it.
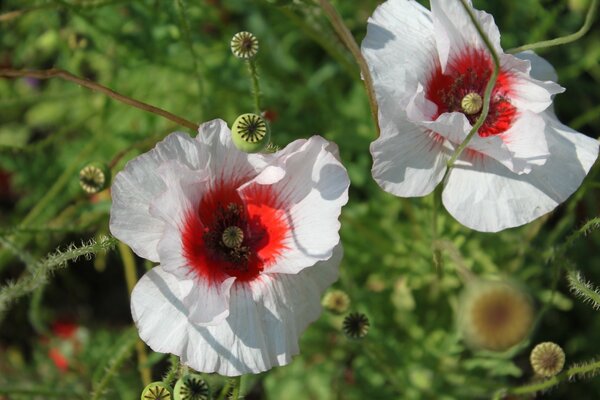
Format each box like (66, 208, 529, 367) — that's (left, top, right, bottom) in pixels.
(109, 119, 349, 376)
(362, 0, 598, 232)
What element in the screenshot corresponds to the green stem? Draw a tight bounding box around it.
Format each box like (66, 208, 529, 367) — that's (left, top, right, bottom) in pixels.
(174, 0, 206, 118)
(162, 355, 181, 386)
(117, 241, 152, 387)
(567, 269, 600, 310)
(90, 327, 138, 400)
(504, 358, 600, 395)
(316, 0, 380, 136)
(431, 185, 443, 275)
(507, 0, 598, 54)
(230, 376, 242, 400)
(446, 0, 500, 170)
(246, 60, 262, 114)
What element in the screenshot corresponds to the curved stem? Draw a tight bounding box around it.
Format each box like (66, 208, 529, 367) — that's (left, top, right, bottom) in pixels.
(0, 68, 198, 130)
(316, 0, 380, 136)
(446, 0, 500, 169)
(507, 0, 598, 54)
(230, 376, 242, 400)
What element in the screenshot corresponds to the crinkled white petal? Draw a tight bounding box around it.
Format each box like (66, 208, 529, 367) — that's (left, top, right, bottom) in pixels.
(110, 132, 205, 262)
(430, 0, 502, 72)
(131, 244, 342, 376)
(237, 136, 349, 274)
(515, 51, 558, 83)
(196, 119, 269, 184)
(501, 54, 564, 113)
(361, 0, 435, 104)
(442, 112, 599, 232)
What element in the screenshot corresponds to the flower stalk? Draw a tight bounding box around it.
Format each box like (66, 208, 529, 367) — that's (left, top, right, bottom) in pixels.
(446, 0, 500, 170)
(0, 68, 198, 130)
(316, 0, 380, 136)
(507, 0, 598, 54)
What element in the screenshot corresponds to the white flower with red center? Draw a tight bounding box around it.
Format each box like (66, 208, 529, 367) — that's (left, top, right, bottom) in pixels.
(362, 0, 599, 232)
(109, 119, 349, 376)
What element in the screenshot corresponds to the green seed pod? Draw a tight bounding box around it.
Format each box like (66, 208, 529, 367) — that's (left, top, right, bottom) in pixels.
(79, 162, 111, 194)
(141, 381, 173, 400)
(343, 312, 370, 339)
(231, 113, 271, 153)
(322, 289, 351, 315)
(530, 342, 565, 378)
(173, 374, 210, 400)
(230, 31, 259, 59)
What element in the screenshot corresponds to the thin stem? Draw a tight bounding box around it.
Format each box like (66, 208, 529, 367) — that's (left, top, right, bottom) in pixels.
(174, 0, 206, 118)
(507, 0, 598, 54)
(247, 60, 262, 113)
(0, 68, 197, 130)
(162, 355, 181, 386)
(117, 242, 152, 387)
(446, 0, 500, 169)
(216, 379, 233, 400)
(503, 358, 600, 395)
(431, 185, 443, 275)
(316, 0, 380, 136)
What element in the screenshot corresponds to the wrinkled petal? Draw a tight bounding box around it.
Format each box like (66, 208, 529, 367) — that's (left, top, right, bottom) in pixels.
(430, 0, 502, 71)
(110, 132, 205, 261)
(443, 112, 598, 231)
(237, 137, 349, 274)
(131, 245, 342, 376)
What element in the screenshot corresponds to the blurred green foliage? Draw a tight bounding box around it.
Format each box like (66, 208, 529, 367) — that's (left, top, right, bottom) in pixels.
(0, 0, 599, 399)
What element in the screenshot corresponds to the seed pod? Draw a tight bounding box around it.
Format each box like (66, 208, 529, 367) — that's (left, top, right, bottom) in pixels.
(322, 289, 351, 315)
(530, 342, 565, 378)
(230, 31, 259, 59)
(343, 312, 370, 339)
(141, 381, 173, 400)
(79, 162, 111, 194)
(231, 113, 270, 153)
(173, 374, 210, 400)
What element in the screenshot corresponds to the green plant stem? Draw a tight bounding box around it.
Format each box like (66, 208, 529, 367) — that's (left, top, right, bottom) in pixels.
(446, 0, 500, 170)
(117, 241, 152, 387)
(174, 0, 206, 118)
(507, 0, 598, 53)
(162, 355, 181, 386)
(216, 379, 233, 400)
(501, 358, 600, 395)
(247, 60, 262, 113)
(567, 270, 600, 310)
(316, 0, 380, 136)
(90, 327, 138, 400)
(230, 376, 242, 400)
(0, 68, 197, 130)
(431, 185, 443, 275)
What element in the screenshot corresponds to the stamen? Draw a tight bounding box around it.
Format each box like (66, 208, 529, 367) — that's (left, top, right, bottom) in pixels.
(222, 226, 244, 249)
(461, 92, 483, 115)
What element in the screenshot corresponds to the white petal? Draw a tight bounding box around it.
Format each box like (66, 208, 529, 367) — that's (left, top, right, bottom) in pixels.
(501, 54, 564, 113)
(371, 116, 449, 197)
(430, 0, 502, 72)
(442, 113, 599, 232)
(131, 245, 342, 376)
(238, 136, 349, 274)
(361, 0, 436, 102)
(196, 119, 268, 184)
(514, 51, 559, 83)
(110, 132, 205, 261)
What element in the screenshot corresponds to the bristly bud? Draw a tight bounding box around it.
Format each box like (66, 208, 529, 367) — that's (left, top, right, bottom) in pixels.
(231, 113, 271, 153)
(230, 31, 259, 59)
(458, 280, 534, 351)
(530, 342, 565, 378)
(322, 289, 350, 315)
(79, 162, 110, 194)
(173, 374, 210, 400)
(141, 381, 173, 400)
(343, 312, 370, 339)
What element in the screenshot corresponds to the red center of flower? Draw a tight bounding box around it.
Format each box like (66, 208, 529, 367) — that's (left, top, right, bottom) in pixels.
(425, 48, 517, 137)
(182, 181, 288, 284)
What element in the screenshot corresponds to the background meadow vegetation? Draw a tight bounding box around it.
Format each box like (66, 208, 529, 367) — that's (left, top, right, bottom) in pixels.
(1, 0, 600, 398)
